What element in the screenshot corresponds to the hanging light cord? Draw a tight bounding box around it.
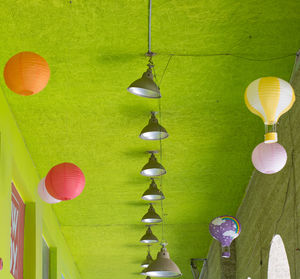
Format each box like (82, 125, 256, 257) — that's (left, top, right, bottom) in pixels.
(151, 55, 174, 244)
(148, 0, 152, 54)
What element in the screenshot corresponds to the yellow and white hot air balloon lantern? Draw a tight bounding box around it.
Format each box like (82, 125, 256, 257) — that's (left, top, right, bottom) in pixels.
(245, 77, 295, 143)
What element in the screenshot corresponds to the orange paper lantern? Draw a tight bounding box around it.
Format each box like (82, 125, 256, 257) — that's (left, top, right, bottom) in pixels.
(3, 51, 50, 95)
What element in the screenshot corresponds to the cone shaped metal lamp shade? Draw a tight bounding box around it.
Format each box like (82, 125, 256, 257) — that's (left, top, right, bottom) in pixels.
(141, 251, 154, 268)
(141, 204, 162, 223)
(141, 153, 166, 177)
(140, 112, 168, 140)
(127, 69, 161, 98)
(140, 226, 159, 244)
(142, 179, 165, 201)
(141, 269, 148, 276)
(143, 247, 182, 278)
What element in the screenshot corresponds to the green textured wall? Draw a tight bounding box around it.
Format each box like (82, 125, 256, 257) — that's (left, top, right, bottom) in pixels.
(0, 1, 299, 279)
(0, 86, 80, 278)
(203, 62, 300, 279)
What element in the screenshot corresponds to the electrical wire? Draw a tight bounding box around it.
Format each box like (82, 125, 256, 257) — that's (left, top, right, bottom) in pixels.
(159, 55, 174, 86)
(156, 52, 297, 62)
(148, 0, 152, 54)
(156, 54, 175, 244)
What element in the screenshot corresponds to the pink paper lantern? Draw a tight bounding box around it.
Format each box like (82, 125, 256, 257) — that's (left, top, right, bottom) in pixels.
(45, 162, 85, 201)
(38, 177, 61, 204)
(252, 142, 287, 174)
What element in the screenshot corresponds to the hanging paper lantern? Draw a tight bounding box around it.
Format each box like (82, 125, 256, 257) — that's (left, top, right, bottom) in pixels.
(252, 142, 287, 174)
(245, 77, 295, 124)
(209, 216, 241, 258)
(245, 77, 295, 143)
(45, 162, 85, 201)
(38, 177, 61, 204)
(3, 51, 50, 95)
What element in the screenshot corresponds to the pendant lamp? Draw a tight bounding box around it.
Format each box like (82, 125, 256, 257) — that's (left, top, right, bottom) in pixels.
(127, 65, 161, 98)
(140, 226, 159, 244)
(142, 204, 162, 223)
(140, 112, 168, 140)
(141, 269, 148, 276)
(143, 245, 182, 277)
(141, 151, 166, 177)
(141, 250, 154, 268)
(142, 178, 165, 201)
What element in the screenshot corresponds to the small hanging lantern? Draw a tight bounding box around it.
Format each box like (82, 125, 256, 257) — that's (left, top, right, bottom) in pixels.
(209, 216, 241, 258)
(45, 162, 85, 201)
(38, 177, 61, 204)
(252, 142, 287, 174)
(4, 51, 50, 95)
(245, 77, 295, 143)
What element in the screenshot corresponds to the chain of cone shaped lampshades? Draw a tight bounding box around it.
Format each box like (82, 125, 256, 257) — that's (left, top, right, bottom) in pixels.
(127, 0, 182, 277)
(129, 49, 182, 279)
(137, 113, 181, 278)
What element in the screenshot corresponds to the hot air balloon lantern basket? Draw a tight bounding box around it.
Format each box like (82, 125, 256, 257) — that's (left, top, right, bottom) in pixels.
(209, 216, 241, 258)
(264, 124, 278, 144)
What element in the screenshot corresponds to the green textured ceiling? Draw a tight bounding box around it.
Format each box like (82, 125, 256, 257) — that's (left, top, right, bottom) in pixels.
(1, 0, 300, 278)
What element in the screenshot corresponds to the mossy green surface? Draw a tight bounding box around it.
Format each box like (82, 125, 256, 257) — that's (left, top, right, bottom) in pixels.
(0, 0, 299, 278)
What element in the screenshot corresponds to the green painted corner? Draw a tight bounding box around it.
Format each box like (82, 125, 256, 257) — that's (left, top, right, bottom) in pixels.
(0, 0, 299, 278)
(0, 82, 80, 278)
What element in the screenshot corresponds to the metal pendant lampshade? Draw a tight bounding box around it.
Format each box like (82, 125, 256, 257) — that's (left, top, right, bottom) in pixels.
(141, 204, 162, 223)
(140, 112, 168, 140)
(142, 178, 165, 201)
(127, 68, 161, 98)
(143, 246, 182, 277)
(140, 226, 159, 244)
(140, 270, 148, 276)
(141, 152, 166, 177)
(141, 251, 154, 268)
